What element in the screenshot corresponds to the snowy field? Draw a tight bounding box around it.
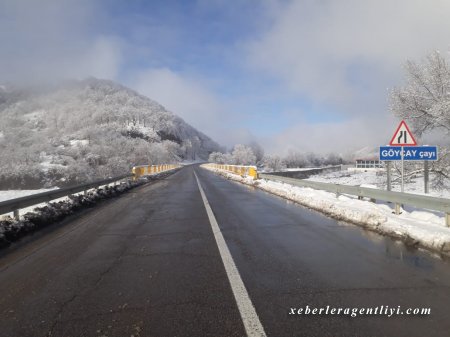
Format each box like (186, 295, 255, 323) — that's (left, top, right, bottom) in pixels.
(306, 169, 450, 199)
(203, 165, 450, 257)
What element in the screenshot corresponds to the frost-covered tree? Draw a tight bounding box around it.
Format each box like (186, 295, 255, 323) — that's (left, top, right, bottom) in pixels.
(390, 51, 450, 136)
(263, 155, 286, 172)
(231, 144, 256, 165)
(390, 51, 450, 189)
(248, 141, 265, 164)
(208, 152, 227, 164)
(323, 153, 344, 166)
(283, 150, 308, 168)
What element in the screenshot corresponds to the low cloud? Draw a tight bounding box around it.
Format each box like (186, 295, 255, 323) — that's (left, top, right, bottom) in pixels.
(0, 0, 122, 84)
(129, 68, 234, 145)
(260, 115, 397, 156)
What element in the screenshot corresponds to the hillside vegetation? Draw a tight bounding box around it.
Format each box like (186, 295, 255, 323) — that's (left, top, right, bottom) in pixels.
(0, 78, 220, 188)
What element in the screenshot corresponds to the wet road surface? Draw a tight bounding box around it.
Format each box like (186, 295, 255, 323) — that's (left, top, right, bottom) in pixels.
(1, 165, 450, 337)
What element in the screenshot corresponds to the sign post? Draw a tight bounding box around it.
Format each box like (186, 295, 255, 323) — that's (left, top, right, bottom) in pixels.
(386, 161, 391, 191)
(401, 146, 404, 192)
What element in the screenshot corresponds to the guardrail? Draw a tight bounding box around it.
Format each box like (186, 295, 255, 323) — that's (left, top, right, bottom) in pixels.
(259, 173, 450, 226)
(0, 174, 132, 220)
(132, 164, 181, 180)
(205, 163, 258, 180)
(0, 163, 181, 221)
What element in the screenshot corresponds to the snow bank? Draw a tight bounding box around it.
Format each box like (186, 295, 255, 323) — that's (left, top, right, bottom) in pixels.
(203, 166, 450, 257)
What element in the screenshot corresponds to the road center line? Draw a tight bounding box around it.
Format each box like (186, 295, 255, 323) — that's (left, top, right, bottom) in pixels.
(194, 170, 267, 337)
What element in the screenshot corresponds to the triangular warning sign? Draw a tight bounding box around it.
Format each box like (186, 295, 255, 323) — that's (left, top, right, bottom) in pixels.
(389, 120, 417, 146)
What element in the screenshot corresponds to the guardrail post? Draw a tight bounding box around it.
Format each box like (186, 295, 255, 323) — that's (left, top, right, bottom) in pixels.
(446, 213, 450, 227)
(248, 167, 258, 180)
(13, 209, 19, 221)
(394, 203, 401, 215)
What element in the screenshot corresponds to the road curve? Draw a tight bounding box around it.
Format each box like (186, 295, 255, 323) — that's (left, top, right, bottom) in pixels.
(1, 165, 450, 337)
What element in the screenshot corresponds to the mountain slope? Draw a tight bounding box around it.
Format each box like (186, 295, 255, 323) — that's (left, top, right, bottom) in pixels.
(0, 78, 220, 188)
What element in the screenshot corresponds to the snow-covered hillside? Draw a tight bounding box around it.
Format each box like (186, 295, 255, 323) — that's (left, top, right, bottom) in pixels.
(0, 78, 220, 188)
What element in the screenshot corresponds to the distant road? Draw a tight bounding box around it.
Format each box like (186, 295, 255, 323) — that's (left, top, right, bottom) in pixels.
(1, 165, 450, 336)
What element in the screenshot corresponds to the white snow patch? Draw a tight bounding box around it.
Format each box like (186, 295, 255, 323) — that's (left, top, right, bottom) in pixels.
(69, 139, 89, 147)
(23, 110, 45, 121)
(39, 153, 66, 171)
(360, 184, 377, 189)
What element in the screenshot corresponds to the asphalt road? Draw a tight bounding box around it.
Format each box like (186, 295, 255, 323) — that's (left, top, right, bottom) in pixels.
(1, 165, 450, 337)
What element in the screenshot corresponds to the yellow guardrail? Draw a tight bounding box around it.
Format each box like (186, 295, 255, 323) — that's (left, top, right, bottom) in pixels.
(205, 163, 258, 180)
(132, 164, 181, 180)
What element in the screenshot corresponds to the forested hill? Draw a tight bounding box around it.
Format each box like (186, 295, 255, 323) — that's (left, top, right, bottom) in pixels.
(0, 78, 221, 188)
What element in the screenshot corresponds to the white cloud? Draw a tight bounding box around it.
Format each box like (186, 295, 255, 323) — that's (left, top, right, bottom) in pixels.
(129, 68, 235, 144)
(243, 0, 450, 154)
(246, 0, 450, 106)
(0, 0, 122, 83)
(260, 115, 397, 156)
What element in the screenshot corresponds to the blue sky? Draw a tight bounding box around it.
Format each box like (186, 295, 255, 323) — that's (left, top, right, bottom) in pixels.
(2, 0, 450, 154)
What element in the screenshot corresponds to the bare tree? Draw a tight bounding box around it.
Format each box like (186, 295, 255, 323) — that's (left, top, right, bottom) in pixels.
(208, 152, 227, 164)
(389, 51, 450, 189)
(390, 51, 450, 136)
(263, 155, 286, 172)
(231, 144, 256, 165)
(248, 141, 265, 164)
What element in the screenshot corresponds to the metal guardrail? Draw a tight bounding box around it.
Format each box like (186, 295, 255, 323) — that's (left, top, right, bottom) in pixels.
(0, 174, 133, 220)
(205, 163, 258, 180)
(132, 164, 181, 180)
(259, 173, 450, 226)
(0, 163, 182, 221)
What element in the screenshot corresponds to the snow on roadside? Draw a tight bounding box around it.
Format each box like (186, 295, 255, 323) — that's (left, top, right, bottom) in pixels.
(202, 166, 450, 257)
(307, 169, 450, 199)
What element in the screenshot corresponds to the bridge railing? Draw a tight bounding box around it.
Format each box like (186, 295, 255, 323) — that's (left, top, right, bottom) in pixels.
(204, 163, 258, 180)
(132, 164, 181, 180)
(0, 163, 180, 220)
(259, 173, 450, 226)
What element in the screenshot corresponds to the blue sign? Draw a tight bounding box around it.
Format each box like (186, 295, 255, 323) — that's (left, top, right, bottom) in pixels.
(379, 146, 438, 161)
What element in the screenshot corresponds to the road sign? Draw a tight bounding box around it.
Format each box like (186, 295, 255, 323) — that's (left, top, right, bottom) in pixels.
(379, 146, 438, 161)
(389, 120, 417, 146)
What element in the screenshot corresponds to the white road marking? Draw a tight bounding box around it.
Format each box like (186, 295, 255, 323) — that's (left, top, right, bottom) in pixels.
(194, 171, 267, 337)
